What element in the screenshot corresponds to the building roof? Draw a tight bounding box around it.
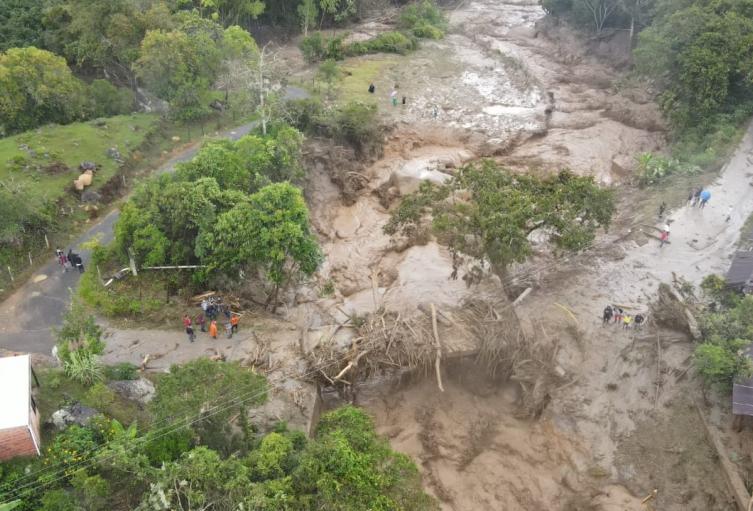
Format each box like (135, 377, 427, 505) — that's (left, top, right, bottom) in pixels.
(725, 251, 753, 288)
(0, 355, 30, 430)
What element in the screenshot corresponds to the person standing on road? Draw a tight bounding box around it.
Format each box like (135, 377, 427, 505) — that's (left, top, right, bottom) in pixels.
(613, 307, 623, 324)
(699, 189, 711, 209)
(692, 187, 702, 207)
(390, 88, 398, 107)
(368, 83, 375, 94)
(209, 320, 218, 339)
(602, 305, 613, 325)
(659, 224, 670, 248)
(231, 313, 240, 333)
(658, 202, 666, 220)
(182, 315, 192, 330)
(186, 324, 195, 343)
(623, 314, 633, 330)
(196, 313, 206, 332)
(726, 205, 733, 223)
(687, 188, 696, 207)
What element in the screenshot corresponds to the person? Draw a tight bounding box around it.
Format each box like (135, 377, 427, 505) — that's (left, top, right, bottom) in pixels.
(622, 314, 633, 330)
(390, 89, 398, 107)
(231, 313, 240, 333)
(209, 320, 218, 339)
(687, 188, 696, 207)
(692, 187, 702, 207)
(201, 299, 208, 314)
(658, 202, 666, 219)
(223, 305, 231, 321)
(182, 315, 192, 329)
(206, 303, 216, 321)
(613, 307, 623, 324)
(186, 324, 195, 343)
(225, 321, 233, 339)
(196, 313, 206, 332)
(659, 225, 669, 248)
(602, 305, 613, 325)
(56, 248, 69, 272)
(368, 83, 375, 94)
(699, 189, 711, 209)
(402, 95, 406, 105)
(432, 105, 439, 118)
(726, 205, 733, 223)
(634, 314, 645, 329)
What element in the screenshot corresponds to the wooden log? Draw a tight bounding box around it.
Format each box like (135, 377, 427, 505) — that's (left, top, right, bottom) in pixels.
(430, 303, 445, 392)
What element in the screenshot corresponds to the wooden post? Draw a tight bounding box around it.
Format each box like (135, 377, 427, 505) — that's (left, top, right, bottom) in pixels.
(44, 234, 49, 249)
(430, 303, 445, 392)
(28, 252, 32, 267)
(7, 266, 13, 282)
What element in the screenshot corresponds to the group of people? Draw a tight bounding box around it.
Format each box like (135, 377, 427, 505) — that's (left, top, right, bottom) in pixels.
(688, 187, 712, 209)
(55, 248, 84, 273)
(183, 297, 240, 342)
(602, 305, 646, 330)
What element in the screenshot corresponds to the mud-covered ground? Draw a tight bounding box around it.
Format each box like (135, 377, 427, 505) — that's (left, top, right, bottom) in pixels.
(48, 0, 752, 509)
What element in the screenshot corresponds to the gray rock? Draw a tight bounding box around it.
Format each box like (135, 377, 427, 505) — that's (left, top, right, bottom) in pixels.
(108, 378, 155, 404)
(80, 161, 97, 171)
(80, 190, 101, 203)
(106, 147, 122, 160)
(50, 404, 100, 430)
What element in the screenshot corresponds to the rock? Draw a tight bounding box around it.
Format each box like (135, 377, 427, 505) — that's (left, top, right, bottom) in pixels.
(50, 403, 100, 430)
(106, 147, 122, 160)
(92, 118, 108, 127)
(108, 378, 156, 405)
(80, 161, 97, 171)
(81, 190, 101, 203)
(171, 136, 181, 142)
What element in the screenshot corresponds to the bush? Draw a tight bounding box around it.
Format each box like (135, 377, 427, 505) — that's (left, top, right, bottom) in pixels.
(325, 102, 383, 157)
(635, 152, 700, 186)
(104, 362, 139, 381)
(64, 350, 104, 386)
(280, 98, 325, 133)
(88, 80, 134, 118)
(398, 0, 447, 39)
(345, 31, 417, 56)
(300, 32, 327, 63)
(42, 425, 98, 480)
(142, 430, 193, 465)
(83, 382, 116, 410)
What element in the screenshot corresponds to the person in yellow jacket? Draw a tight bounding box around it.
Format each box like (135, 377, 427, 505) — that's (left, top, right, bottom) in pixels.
(622, 315, 633, 330)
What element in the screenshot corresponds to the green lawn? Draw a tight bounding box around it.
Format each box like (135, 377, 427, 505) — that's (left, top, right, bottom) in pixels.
(336, 55, 399, 105)
(0, 113, 158, 202)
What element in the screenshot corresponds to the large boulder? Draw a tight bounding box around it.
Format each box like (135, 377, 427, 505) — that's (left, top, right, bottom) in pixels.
(50, 404, 100, 430)
(108, 378, 155, 405)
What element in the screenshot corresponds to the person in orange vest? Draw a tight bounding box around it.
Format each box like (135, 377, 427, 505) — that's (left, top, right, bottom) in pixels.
(230, 313, 240, 334)
(209, 320, 218, 339)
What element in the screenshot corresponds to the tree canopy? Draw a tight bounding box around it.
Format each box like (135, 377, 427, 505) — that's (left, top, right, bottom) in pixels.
(0, 47, 86, 134)
(385, 161, 614, 281)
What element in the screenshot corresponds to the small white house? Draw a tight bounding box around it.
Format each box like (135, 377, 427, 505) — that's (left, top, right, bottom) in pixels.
(0, 355, 41, 460)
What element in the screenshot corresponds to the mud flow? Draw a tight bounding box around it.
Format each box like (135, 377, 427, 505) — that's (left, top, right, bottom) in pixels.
(282, 0, 747, 509)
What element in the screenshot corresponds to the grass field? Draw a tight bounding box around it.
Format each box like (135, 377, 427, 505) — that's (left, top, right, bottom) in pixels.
(0, 113, 159, 203)
(338, 56, 399, 105)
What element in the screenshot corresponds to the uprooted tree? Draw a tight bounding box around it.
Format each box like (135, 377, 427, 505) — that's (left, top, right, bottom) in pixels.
(384, 161, 615, 285)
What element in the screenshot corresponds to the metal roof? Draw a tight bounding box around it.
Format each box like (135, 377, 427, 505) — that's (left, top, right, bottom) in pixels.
(726, 251, 753, 288)
(0, 355, 31, 430)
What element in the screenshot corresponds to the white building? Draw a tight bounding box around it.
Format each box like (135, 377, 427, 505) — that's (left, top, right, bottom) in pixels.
(0, 355, 41, 460)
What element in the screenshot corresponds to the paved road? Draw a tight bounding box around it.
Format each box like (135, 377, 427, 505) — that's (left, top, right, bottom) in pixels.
(0, 85, 309, 354)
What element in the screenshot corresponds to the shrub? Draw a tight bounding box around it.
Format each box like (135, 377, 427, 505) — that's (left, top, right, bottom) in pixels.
(83, 382, 116, 410)
(42, 425, 98, 480)
(104, 362, 139, 381)
(142, 430, 193, 465)
(64, 350, 104, 386)
(55, 303, 104, 365)
(325, 101, 383, 157)
(39, 490, 75, 511)
(300, 32, 327, 63)
(280, 98, 325, 133)
(635, 152, 699, 186)
(88, 80, 134, 118)
(398, 0, 447, 39)
(695, 340, 752, 389)
(345, 31, 417, 56)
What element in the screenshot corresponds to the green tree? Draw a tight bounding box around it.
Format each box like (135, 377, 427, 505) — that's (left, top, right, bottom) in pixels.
(0, 47, 86, 134)
(385, 162, 614, 283)
(319, 0, 356, 27)
(219, 25, 259, 105)
(88, 79, 134, 118)
(0, 0, 45, 51)
(197, 183, 321, 308)
(317, 58, 340, 95)
(135, 19, 222, 120)
(150, 359, 267, 454)
(298, 0, 319, 36)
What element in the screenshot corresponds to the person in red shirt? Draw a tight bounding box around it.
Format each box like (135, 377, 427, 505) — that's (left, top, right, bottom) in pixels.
(182, 315, 192, 328)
